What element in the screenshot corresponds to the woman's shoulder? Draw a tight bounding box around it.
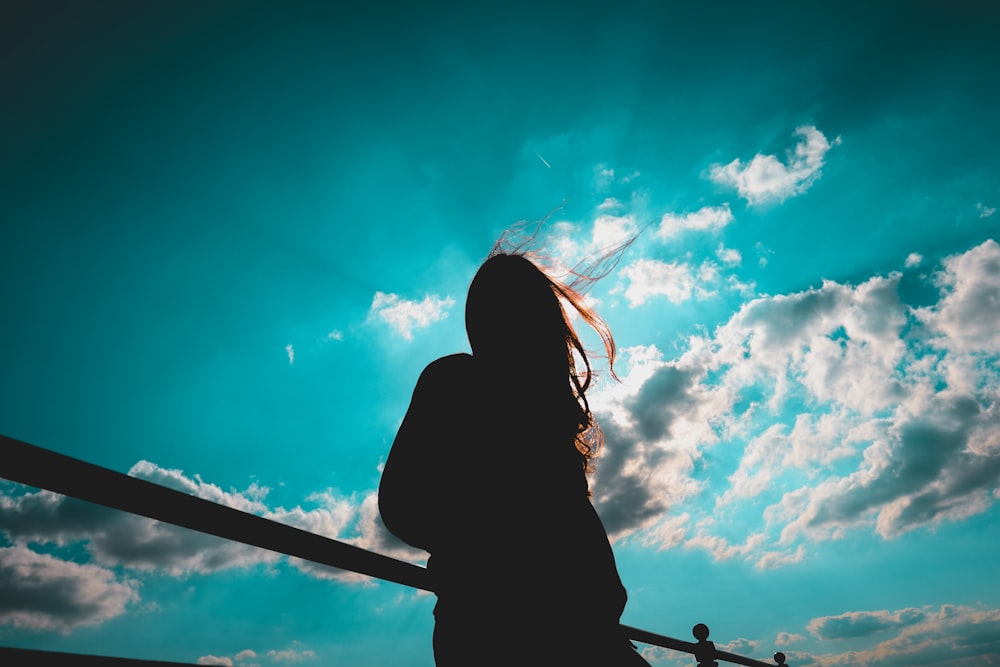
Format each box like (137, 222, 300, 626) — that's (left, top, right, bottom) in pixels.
(422, 352, 474, 376)
(415, 353, 476, 391)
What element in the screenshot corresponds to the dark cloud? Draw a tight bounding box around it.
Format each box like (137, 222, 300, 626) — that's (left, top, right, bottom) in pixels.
(623, 365, 700, 443)
(809, 608, 927, 640)
(591, 415, 667, 537)
(805, 605, 1000, 667)
(0, 545, 138, 632)
(0, 486, 270, 574)
(807, 392, 1000, 537)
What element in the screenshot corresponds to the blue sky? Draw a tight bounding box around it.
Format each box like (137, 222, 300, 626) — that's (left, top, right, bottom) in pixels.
(2, 2, 999, 666)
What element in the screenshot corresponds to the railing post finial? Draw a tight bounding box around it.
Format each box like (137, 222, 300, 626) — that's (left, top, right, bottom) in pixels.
(774, 651, 787, 665)
(692, 623, 719, 667)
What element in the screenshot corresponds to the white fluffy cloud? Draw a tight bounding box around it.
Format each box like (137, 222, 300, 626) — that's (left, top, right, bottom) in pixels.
(589, 240, 1000, 567)
(657, 204, 734, 239)
(710, 125, 840, 205)
(369, 292, 455, 340)
(914, 238, 1000, 353)
(615, 258, 724, 307)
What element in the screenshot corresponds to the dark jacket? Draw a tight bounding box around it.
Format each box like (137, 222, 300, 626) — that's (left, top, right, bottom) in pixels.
(379, 353, 633, 664)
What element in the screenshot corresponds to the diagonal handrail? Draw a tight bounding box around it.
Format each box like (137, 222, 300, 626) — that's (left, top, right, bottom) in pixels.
(0, 433, 428, 590)
(0, 434, 786, 666)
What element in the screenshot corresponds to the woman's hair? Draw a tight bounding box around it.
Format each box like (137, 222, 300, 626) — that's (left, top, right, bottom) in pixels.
(465, 223, 631, 470)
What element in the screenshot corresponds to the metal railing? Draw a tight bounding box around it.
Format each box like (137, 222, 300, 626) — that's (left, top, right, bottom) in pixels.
(0, 434, 787, 666)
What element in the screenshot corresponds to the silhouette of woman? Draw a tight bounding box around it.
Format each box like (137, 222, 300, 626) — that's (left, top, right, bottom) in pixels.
(379, 242, 649, 666)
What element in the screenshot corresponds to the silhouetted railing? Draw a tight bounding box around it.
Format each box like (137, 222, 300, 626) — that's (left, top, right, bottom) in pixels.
(0, 434, 787, 666)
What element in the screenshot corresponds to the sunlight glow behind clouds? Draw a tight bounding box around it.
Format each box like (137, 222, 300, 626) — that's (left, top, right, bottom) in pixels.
(618, 259, 699, 306)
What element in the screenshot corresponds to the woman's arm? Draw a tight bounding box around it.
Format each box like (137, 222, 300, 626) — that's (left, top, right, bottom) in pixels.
(378, 354, 471, 552)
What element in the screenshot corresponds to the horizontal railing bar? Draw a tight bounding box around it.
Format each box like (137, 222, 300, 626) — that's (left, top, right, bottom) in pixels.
(0, 434, 429, 591)
(0, 646, 199, 665)
(622, 625, 780, 667)
(0, 434, 784, 666)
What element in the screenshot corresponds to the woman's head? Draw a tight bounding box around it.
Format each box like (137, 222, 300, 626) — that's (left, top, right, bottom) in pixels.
(464, 250, 618, 465)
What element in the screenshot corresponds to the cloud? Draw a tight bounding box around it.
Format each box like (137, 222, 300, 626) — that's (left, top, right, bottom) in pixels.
(285, 344, 294, 365)
(809, 608, 928, 640)
(0, 459, 425, 590)
(0, 482, 280, 576)
(634, 604, 1000, 666)
(977, 202, 996, 218)
(587, 240, 1000, 564)
(369, 292, 455, 341)
(904, 252, 922, 268)
(718, 638, 759, 657)
(589, 345, 729, 540)
(717, 244, 742, 266)
(267, 648, 316, 662)
(617, 259, 701, 306)
(710, 125, 840, 205)
(657, 204, 734, 239)
(775, 632, 806, 646)
(198, 657, 233, 666)
(0, 545, 139, 632)
(806, 604, 1000, 667)
(914, 238, 1000, 353)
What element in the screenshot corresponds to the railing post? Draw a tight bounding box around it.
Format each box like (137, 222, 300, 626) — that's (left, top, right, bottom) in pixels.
(692, 623, 718, 667)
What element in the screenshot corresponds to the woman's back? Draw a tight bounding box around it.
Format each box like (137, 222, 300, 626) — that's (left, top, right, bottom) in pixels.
(378, 249, 647, 665)
(379, 353, 629, 664)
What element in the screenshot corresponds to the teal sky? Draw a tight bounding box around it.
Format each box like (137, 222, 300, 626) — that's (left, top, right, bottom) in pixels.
(2, 2, 999, 666)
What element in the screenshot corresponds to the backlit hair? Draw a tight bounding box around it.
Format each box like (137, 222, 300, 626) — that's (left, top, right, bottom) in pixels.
(465, 218, 634, 469)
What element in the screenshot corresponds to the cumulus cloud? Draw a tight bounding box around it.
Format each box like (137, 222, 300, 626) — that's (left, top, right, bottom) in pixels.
(0, 481, 278, 577)
(717, 244, 742, 266)
(805, 604, 1000, 667)
(369, 292, 455, 340)
(656, 204, 733, 240)
(0, 459, 424, 588)
(589, 345, 730, 540)
(546, 211, 642, 277)
(617, 259, 701, 306)
(267, 648, 316, 662)
(914, 238, 1000, 353)
(808, 607, 929, 640)
(657, 204, 734, 239)
(0, 457, 430, 633)
(635, 604, 1000, 666)
(0, 545, 139, 632)
(710, 125, 840, 205)
(587, 240, 1000, 567)
(775, 632, 806, 646)
(197, 656, 233, 666)
(198, 647, 288, 666)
